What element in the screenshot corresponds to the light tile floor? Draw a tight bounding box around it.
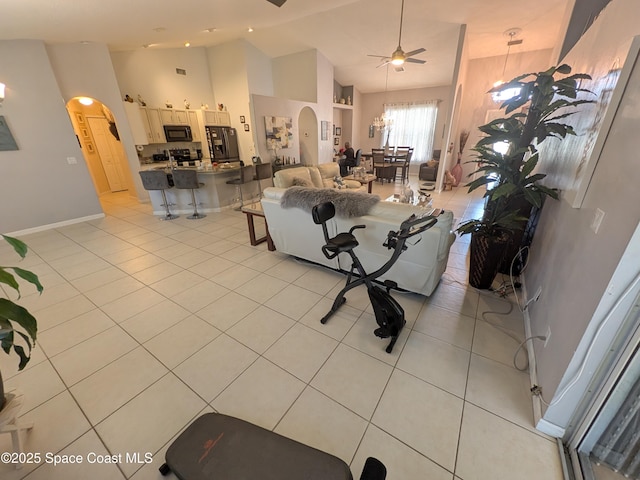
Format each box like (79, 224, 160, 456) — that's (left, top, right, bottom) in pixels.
(0, 176, 564, 479)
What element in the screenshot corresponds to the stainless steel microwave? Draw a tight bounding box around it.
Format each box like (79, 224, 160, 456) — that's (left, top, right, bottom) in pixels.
(163, 125, 192, 142)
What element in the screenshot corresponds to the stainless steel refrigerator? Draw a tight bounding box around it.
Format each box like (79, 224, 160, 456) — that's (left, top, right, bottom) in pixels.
(205, 126, 240, 162)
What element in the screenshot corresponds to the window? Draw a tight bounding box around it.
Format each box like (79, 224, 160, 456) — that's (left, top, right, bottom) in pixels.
(381, 100, 438, 162)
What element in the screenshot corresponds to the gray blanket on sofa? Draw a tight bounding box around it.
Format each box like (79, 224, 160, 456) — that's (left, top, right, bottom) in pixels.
(280, 187, 380, 217)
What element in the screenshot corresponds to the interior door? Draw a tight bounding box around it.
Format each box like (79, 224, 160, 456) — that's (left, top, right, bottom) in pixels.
(87, 117, 127, 192)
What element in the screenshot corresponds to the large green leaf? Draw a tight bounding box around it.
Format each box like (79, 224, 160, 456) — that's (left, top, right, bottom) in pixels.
(0, 298, 37, 344)
(11, 267, 43, 294)
(2, 235, 28, 259)
(0, 268, 19, 293)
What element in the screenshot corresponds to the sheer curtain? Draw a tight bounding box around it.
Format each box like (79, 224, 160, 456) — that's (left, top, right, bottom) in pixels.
(381, 100, 438, 163)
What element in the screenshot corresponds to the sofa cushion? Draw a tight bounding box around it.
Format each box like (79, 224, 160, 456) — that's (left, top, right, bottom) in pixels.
(273, 167, 313, 188)
(291, 176, 314, 187)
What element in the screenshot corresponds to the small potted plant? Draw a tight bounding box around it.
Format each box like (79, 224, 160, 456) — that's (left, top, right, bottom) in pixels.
(0, 235, 42, 410)
(457, 64, 593, 288)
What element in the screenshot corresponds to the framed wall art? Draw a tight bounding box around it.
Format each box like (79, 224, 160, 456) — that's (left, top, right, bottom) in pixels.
(264, 115, 293, 150)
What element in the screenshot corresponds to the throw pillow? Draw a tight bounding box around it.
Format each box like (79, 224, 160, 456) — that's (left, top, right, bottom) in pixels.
(427, 160, 438, 168)
(291, 176, 313, 187)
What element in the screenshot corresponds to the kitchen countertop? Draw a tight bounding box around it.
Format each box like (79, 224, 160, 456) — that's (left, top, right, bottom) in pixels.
(140, 162, 240, 175)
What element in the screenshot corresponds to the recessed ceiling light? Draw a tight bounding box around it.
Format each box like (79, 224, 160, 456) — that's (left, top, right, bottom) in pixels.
(80, 41, 90, 45)
(247, 27, 254, 33)
(184, 42, 191, 47)
(153, 27, 166, 32)
(206, 28, 217, 33)
(78, 97, 93, 106)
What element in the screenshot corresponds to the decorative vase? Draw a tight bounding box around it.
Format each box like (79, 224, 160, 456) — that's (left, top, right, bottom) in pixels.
(452, 156, 463, 186)
(469, 233, 510, 289)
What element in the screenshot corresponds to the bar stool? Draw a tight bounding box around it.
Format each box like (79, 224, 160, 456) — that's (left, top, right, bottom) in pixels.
(139, 170, 178, 220)
(226, 165, 255, 209)
(171, 169, 206, 219)
(253, 163, 273, 199)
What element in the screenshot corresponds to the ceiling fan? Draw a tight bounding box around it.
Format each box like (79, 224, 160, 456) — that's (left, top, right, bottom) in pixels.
(266, 0, 287, 6)
(368, 0, 426, 71)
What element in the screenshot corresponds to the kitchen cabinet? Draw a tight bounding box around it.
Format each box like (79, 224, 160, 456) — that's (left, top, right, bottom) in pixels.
(160, 108, 189, 126)
(141, 107, 167, 143)
(202, 110, 231, 126)
(188, 110, 201, 142)
(122, 102, 149, 145)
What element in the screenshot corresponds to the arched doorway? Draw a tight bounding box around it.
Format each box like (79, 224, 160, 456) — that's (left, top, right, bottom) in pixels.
(66, 97, 131, 196)
(298, 107, 318, 165)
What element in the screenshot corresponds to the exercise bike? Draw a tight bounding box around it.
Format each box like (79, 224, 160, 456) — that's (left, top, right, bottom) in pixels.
(312, 201, 439, 353)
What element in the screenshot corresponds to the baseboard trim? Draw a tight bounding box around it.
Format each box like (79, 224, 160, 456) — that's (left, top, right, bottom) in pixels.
(537, 418, 566, 438)
(522, 275, 565, 439)
(6, 213, 106, 237)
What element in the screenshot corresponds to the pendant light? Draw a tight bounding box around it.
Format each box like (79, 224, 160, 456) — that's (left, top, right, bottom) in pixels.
(373, 64, 393, 131)
(492, 28, 523, 102)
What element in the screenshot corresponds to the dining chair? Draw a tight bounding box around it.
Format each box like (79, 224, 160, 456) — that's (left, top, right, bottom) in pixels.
(372, 148, 395, 183)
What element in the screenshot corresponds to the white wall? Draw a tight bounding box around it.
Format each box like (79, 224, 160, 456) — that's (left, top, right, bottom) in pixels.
(0, 40, 102, 234)
(522, 0, 640, 431)
(208, 41, 259, 162)
(315, 51, 338, 164)
(272, 50, 318, 102)
(251, 94, 320, 165)
(47, 43, 143, 200)
(110, 47, 215, 111)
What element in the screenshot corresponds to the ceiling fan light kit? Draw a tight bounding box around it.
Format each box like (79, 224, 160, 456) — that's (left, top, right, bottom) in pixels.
(368, 0, 426, 70)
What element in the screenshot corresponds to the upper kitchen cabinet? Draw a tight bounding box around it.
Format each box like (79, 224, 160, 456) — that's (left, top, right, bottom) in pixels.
(141, 107, 167, 143)
(188, 110, 201, 142)
(160, 108, 189, 125)
(201, 110, 231, 126)
(122, 102, 149, 145)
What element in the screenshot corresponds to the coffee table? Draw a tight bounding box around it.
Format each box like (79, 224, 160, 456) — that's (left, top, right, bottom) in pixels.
(385, 194, 435, 211)
(241, 202, 275, 251)
(342, 173, 377, 193)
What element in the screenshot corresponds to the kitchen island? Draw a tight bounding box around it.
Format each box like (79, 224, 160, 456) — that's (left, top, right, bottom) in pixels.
(140, 164, 252, 215)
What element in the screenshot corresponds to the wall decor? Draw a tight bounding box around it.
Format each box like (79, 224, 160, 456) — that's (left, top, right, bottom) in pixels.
(86, 142, 95, 154)
(264, 115, 293, 150)
(368, 125, 375, 138)
(240, 116, 246, 123)
(81, 127, 90, 139)
(0, 116, 18, 151)
(321, 121, 330, 141)
(244, 124, 250, 132)
(335, 127, 342, 136)
(75, 112, 85, 124)
(334, 137, 339, 146)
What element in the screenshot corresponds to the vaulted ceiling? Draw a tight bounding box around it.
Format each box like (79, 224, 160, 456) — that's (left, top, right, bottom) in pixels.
(1, 0, 573, 93)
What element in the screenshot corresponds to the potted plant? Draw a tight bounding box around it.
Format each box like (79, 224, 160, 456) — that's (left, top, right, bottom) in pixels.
(0, 235, 42, 410)
(457, 64, 593, 288)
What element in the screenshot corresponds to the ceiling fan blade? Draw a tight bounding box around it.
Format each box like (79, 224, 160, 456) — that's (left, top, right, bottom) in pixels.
(368, 54, 389, 59)
(266, 0, 287, 6)
(404, 48, 426, 58)
(377, 60, 391, 68)
(405, 58, 426, 64)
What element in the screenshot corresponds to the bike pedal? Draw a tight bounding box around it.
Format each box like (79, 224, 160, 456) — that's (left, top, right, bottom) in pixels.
(383, 280, 397, 290)
(374, 327, 392, 339)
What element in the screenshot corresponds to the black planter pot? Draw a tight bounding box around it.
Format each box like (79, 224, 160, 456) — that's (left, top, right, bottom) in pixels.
(469, 233, 510, 289)
(497, 199, 545, 276)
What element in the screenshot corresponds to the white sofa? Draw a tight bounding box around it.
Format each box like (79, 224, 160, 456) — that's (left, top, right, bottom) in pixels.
(273, 164, 365, 191)
(261, 187, 456, 296)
